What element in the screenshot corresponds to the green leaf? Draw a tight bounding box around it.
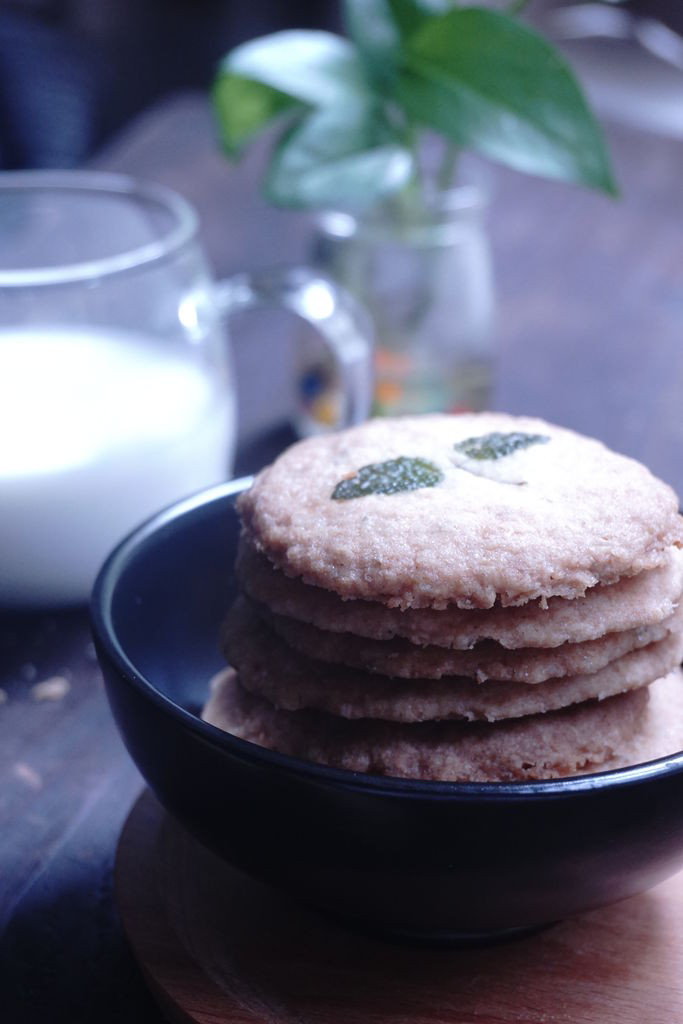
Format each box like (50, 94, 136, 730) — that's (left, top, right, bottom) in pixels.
(213, 75, 295, 157)
(342, 0, 445, 83)
(453, 432, 550, 461)
(265, 99, 414, 209)
(213, 30, 366, 156)
(332, 455, 443, 499)
(343, 0, 401, 78)
(395, 7, 617, 194)
(221, 30, 364, 106)
(388, 0, 437, 38)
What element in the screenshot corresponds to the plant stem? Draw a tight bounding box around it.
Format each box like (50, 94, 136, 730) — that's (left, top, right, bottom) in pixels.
(391, 119, 424, 219)
(437, 140, 459, 193)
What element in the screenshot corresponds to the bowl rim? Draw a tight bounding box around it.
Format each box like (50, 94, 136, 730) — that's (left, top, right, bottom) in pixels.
(91, 479, 683, 802)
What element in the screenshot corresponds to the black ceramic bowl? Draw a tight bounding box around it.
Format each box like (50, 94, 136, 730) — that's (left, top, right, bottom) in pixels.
(91, 479, 683, 943)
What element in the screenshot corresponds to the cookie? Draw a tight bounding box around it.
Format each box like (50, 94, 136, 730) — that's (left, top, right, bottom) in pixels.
(238, 414, 683, 610)
(605, 668, 683, 769)
(202, 669, 653, 782)
(237, 538, 683, 651)
(221, 600, 683, 722)
(259, 601, 683, 683)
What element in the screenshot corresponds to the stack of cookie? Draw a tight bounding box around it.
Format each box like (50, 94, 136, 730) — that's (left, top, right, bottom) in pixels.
(204, 414, 683, 781)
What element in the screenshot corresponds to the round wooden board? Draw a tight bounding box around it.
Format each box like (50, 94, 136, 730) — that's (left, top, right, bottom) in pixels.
(116, 789, 683, 1024)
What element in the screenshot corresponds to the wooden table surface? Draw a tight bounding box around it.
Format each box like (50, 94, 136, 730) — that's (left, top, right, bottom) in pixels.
(3, 91, 683, 1023)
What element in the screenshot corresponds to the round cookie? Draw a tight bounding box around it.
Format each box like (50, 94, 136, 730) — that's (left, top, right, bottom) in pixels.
(259, 602, 683, 683)
(222, 600, 683, 723)
(202, 669, 652, 782)
(237, 538, 683, 651)
(603, 668, 683, 769)
(238, 414, 683, 610)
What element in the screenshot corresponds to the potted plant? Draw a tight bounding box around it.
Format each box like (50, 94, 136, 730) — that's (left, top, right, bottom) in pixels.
(213, 0, 615, 419)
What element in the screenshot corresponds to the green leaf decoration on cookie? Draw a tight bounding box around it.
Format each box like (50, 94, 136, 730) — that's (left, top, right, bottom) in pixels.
(332, 455, 443, 500)
(453, 431, 550, 461)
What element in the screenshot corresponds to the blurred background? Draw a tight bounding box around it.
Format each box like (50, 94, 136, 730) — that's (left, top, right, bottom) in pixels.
(0, 0, 342, 168)
(0, 0, 682, 170)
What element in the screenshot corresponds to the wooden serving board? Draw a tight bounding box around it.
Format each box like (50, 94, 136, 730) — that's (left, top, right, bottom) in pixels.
(115, 790, 683, 1024)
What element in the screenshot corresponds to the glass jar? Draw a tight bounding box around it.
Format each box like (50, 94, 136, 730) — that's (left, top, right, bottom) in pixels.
(306, 185, 495, 417)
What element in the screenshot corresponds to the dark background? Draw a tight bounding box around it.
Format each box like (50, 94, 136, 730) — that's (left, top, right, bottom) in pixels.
(0, 0, 680, 170)
(0, 0, 340, 168)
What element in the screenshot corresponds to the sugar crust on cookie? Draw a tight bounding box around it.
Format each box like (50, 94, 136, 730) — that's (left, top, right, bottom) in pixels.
(260, 601, 683, 683)
(237, 538, 683, 650)
(221, 600, 683, 723)
(202, 668, 652, 782)
(238, 414, 683, 610)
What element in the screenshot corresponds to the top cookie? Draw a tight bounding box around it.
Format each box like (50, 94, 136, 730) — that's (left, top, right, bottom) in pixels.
(238, 413, 683, 610)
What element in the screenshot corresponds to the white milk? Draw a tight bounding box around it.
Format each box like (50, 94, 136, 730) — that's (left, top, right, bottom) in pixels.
(0, 326, 235, 605)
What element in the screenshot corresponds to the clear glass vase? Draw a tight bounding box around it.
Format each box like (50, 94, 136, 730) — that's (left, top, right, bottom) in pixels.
(300, 184, 495, 421)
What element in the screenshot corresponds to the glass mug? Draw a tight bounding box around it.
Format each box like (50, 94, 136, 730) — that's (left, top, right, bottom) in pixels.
(0, 172, 372, 607)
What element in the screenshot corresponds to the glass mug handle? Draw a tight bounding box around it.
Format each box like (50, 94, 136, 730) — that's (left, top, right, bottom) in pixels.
(214, 266, 374, 432)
